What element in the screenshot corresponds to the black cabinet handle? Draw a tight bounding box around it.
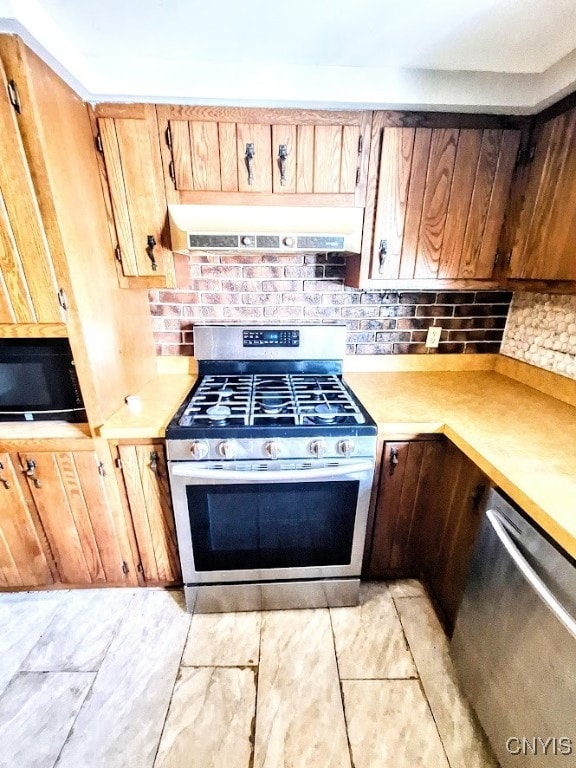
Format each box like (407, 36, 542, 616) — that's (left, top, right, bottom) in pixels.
(146, 235, 158, 272)
(245, 143, 255, 185)
(278, 144, 288, 186)
(389, 447, 399, 475)
(471, 484, 485, 513)
(379, 240, 388, 273)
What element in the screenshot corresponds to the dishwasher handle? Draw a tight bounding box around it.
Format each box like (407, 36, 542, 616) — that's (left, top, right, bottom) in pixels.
(487, 509, 576, 639)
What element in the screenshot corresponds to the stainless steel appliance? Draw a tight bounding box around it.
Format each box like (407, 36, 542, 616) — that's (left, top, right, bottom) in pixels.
(166, 324, 377, 613)
(0, 338, 85, 422)
(451, 488, 576, 768)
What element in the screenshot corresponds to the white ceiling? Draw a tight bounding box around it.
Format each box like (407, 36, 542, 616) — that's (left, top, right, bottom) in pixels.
(2, 0, 576, 112)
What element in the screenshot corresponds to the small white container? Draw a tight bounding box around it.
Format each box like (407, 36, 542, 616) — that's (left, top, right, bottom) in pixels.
(125, 394, 142, 415)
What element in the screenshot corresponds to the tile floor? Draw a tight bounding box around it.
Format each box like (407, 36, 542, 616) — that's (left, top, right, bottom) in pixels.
(0, 581, 498, 768)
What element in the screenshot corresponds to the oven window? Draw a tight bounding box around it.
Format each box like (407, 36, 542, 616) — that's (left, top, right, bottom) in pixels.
(186, 480, 359, 571)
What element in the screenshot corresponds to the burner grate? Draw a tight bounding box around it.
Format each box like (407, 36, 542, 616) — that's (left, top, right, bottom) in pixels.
(178, 373, 366, 427)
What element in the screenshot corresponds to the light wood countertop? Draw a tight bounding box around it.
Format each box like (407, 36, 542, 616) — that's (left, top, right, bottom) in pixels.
(345, 370, 576, 559)
(99, 356, 576, 559)
(98, 374, 196, 439)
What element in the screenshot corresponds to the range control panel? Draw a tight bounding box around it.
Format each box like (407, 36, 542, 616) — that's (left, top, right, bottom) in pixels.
(243, 329, 300, 347)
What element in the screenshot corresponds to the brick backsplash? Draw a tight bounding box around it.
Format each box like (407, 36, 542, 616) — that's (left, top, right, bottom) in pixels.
(150, 253, 512, 356)
(501, 293, 576, 379)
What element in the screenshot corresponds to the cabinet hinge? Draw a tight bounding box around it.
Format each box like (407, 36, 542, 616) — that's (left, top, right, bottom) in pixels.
(358, 135, 363, 155)
(57, 289, 69, 311)
(493, 252, 500, 268)
(122, 561, 129, 575)
(137, 563, 144, 574)
(115, 457, 123, 469)
(516, 143, 536, 167)
(7, 80, 20, 113)
(97, 462, 106, 477)
(165, 125, 172, 150)
(115, 245, 122, 263)
(355, 167, 361, 186)
(95, 133, 104, 153)
(169, 160, 176, 185)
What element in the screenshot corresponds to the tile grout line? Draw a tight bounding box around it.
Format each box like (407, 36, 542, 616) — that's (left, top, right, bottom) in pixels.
(245, 611, 264, 768)
(328, 607, 357, 768)
(51, 590, 141, 768)
(150, 600, 193, 768)
(393, 595, 454, 768)
(389, 590, 420, 681)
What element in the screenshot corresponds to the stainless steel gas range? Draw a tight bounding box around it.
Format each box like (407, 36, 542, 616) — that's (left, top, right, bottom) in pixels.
(166, 324, 377, 613)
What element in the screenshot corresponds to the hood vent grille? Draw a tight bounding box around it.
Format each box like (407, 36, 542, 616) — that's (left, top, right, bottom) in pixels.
(168, 204, 363, 253)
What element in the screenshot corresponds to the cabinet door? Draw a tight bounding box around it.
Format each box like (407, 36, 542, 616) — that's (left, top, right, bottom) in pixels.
(509, 106, 576, 280)
(0, 454, 54, 587)
(419, 441, 488, 629)
(18, 448, 137, 585)
(118, 444, 181, 585)
(95, 105, 172, 281)
(158, 107, 371, 204)
(0, 60, 61, 323)
(369, 439, 444, 577)
(369, 120, 520, 282)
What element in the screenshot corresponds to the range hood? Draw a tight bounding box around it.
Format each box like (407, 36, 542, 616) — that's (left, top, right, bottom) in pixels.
(168, 204, 363, 254)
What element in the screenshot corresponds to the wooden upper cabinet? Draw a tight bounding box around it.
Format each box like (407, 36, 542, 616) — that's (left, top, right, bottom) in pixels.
(509, 105, 576, 281)
(156, 107, 371, 206)
(91, 104, 174, 285)
(346, 113, 520, 288)
(0, 59, 61, 324)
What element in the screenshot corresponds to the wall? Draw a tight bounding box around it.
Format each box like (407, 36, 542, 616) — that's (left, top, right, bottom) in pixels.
(501, 292, 576, 379)
(149, 253, 512, 356)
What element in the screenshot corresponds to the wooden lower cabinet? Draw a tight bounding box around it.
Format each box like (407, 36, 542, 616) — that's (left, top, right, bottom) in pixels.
(0, 440, 138, 588)
(115, 442, 181, 586)
(0, 453, 55, 587)
(369, 439, 445, 578)
(419, 440, 488, 629)
(369, 437, 488, 630)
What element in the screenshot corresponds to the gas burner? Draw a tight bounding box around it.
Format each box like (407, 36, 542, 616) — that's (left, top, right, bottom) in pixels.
(206, 404, 232, 423)
(310, 403, 345, 424)
(260, 397, 291, 415)
(217, 388, 233, 399)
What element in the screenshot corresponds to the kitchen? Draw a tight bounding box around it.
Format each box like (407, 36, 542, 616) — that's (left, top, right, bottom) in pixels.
(1, 1, 576, 766)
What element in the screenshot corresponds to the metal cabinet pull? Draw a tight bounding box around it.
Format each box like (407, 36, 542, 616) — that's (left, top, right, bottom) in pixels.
(146, 235, 158, 271)
(278, 144, 288, 186)
(471, 484, 485, 513)
(150, 451, 160, 475)
(389, 447, 399, 475)
(25, 459, 42, 488)
(379, 240, 388, 273)
(245, 143, 255, 185)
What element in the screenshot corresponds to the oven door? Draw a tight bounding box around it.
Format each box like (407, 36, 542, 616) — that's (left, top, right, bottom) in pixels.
(168, 459, 374, 584)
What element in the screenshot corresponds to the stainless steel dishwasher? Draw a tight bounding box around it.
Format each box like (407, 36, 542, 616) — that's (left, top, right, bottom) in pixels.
(451, 487, 576, 767)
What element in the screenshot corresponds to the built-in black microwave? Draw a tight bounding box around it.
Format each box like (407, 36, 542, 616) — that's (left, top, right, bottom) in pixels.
(0, 339, 86, 422)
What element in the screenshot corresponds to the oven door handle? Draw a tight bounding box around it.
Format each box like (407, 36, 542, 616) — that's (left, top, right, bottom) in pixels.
(170, 461, 374, 482)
